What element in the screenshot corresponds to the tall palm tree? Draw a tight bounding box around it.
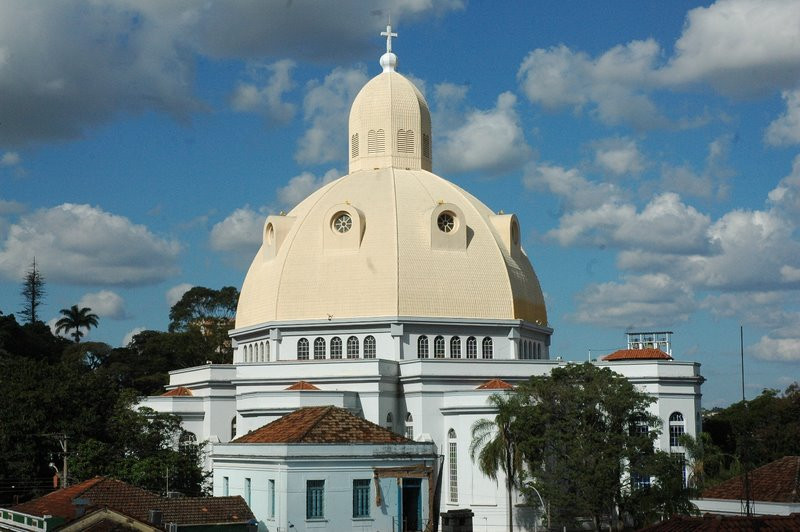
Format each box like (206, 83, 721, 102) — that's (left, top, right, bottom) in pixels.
(470, 393, 522, 532)
(55, 305, 99, 343)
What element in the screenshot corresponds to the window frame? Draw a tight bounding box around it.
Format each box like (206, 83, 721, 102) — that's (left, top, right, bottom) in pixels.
(352, 478, 371, 518)
(418, 336, 429, 358)
(306, 479, 325, 520)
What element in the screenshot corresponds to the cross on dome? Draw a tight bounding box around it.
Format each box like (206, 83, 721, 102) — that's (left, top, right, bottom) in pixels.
(381, 24, 397, 53)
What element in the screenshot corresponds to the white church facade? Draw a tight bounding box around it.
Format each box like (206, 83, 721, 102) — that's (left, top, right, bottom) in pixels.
(142, 27, 703, 532)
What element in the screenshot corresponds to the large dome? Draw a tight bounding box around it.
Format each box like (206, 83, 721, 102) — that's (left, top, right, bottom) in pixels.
(235, 51, 547, 329)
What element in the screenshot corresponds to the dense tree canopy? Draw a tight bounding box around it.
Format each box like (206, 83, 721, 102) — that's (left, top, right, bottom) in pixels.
(168, 286, 238, 362)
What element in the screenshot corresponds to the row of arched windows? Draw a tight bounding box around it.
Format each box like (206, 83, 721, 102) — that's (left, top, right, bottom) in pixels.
(519, 339, 544, 359)
(242, 341, 270, 363)
(418, 335, 492, 359)
(297, 336, 377, 360)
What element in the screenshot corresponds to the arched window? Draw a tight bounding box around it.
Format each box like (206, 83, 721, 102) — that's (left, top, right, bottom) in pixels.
(179, 432, 197, 451)
(347, 336, 360, 358)
(405, 413, 414, 440)
(482, 337, 493, 359)
(450, 337, 461, 358)
(364, 336, 376, 358)
(330, 337, 342, 359)
(466, 337, 477, 359)
(417, 336, 429, 358)
(669, 412, 685, 447)
(297, 338, 309, 360)
(265, 341, 271, 362)
(230, 417, 237, 440)
(259, 342, 264, 362)
(434, 336, 445, 358)
(314, 337, 326, 359)
(385, 412, 393, 431)
(448, 429, 458, 503)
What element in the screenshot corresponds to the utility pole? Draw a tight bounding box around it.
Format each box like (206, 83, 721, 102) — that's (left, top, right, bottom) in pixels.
(58, 434, 68, 489)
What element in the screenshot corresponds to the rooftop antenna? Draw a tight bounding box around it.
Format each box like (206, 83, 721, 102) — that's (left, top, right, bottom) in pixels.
(739, 325, 753, 516)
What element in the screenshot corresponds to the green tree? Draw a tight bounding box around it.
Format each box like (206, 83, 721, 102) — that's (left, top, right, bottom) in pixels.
(512, 363, 679, 530)
(168, 286, 238, 362)
(55, 305, 99, 343)
(469, 393, 524, 532)
(19, 259, 45, 324)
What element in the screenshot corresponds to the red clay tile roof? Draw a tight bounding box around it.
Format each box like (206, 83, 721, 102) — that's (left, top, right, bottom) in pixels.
(285, 380, 320, 390)
(11, 477, 254, 526)
(476, 378, 514, 390)
(161, 386, 193, 396)
(638, 513, 800, 531)
(232, 405, 411, 444)
(602, 348, 673, 361)
(701, 456, 800, 503)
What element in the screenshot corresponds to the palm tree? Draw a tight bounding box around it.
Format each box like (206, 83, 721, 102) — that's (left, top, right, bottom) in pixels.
(55, 305, 99, 342)
(470, 393, 522, 532)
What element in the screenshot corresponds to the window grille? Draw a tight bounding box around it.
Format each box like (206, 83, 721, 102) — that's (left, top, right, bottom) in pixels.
(422, 133, 431, 158)
(448, 429, 458, 503)
(330, 337, 342, 359)
(306, 480, 325, 519)
(347, 336, 360, 358)
(434, 335, 445, 358)
(364, 335, 376, 358)
(669, 412, 685, 447)
(297, 338, 309, 360)
(314, 337, 326, 360)
(450, 337, 461, 358)
(482, 337, 493, 359)
(466, 337, 477, 358)
(418, 336, 429, 358)
(405, 412, 414, 440)
(352, 479, 370, 518)
(368, 129, 385, 153)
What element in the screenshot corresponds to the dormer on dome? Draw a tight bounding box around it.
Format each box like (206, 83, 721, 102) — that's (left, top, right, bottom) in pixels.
(348, 26, 432, 173)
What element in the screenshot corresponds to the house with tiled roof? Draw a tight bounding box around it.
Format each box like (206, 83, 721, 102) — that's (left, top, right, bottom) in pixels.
(691, 456, 800, 516)
(211, 405, 436, 532)
(638, 512, 800, 531)
(0, 477, 255, 532)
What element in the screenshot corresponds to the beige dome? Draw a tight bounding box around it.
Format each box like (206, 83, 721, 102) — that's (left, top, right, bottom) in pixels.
(235, 57, 547, 329)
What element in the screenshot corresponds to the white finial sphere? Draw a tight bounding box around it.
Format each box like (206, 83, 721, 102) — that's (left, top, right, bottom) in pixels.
(380, 52, 397, 72)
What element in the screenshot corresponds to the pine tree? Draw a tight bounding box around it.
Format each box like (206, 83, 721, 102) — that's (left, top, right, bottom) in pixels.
(20, 258, 46, 324)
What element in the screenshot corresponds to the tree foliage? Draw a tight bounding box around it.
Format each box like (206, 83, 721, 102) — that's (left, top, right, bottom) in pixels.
(55, 305, 99, 343)
(168, 286, 238, 362)
(19, 259, 45, 324)
(498, 363, 692, 530)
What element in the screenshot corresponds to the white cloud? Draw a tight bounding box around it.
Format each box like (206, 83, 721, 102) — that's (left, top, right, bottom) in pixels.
(661, 0, 800, 96)
(751, 335, 800, 362)
(523, 163, 624, 211)
(781, 265, 800, 283)
(436, 91, 531, 175)
(547, 192, 713, 255)
(767, 154, 800, 218)
(0, 203, 181, 284)
(295, 67, 368, 165)
(0, 152, 20, 167)
(231, 59, 296, 124)
(122, 327, 146, 347)
(571, 273, 695, 328)
(592, 138, 645, 176)
(0, 1, 463, 146)
(209, 206, 265, 257)
(0, 199, 25, 215)
(277, 169, 341, 208)
(765, 89, 800, 146)
(166, 283, 194, 307)
(78, 290, 127, 319)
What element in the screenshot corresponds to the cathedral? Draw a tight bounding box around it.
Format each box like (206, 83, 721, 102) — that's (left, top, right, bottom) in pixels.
(144, 27, 703, 532)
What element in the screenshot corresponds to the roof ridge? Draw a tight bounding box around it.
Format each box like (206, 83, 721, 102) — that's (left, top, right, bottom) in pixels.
(294, 406, 335, 442)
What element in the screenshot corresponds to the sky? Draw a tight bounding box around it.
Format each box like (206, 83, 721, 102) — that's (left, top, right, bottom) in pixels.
(1, 0, 799, 407)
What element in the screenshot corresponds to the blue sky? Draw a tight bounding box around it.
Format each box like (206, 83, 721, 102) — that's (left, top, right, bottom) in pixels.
(1, 0, 799, 407)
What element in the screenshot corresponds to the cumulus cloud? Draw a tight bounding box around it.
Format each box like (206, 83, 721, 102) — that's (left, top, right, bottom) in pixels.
(277, 169, 341, 208)
(231, 59, 296, 124)
(436, 91, 531, 175)
(517, 0, 800, 128)
(523, 163, 624, 211)
(571, 273, 695, 328)
(209, 206, 266, 257)
(751, 335, 800, 361)
(295, 67, 368, 165)
(0, 199, 25, 215)
(166, 283, 194, 307)
(592, 138, 645, 176)
(0, 1, 463, 146)
(766, 90, 800, 146)
(78, 290, 127, 319)
(0, 203, 181, 284)
(548, 192, 713, 255)
(659, 135, 734, 200)
(1, 152, 20, 167)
